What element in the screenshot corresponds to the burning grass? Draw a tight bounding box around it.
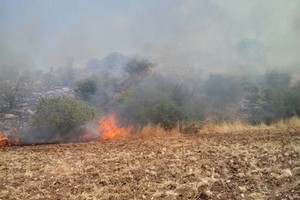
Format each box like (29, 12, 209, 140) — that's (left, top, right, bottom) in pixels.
(100, 115, 132, 140)
(0, 130, 20, 147)
(2, 116, 300, 147)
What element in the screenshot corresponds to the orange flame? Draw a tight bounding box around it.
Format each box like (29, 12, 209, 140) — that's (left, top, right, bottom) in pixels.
(0, 130, 20, 148)
(100, 115, 131, 140)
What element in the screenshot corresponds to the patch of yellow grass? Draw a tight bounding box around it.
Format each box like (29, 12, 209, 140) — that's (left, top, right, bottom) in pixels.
(129, 117, 300, 136)
(198, 120, 271, 134)
(198, 117, 300, 134)
(272, 116, 300, 130)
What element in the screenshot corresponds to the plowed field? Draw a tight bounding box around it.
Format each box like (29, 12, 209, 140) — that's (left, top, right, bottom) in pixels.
(1, 129, 299, 199)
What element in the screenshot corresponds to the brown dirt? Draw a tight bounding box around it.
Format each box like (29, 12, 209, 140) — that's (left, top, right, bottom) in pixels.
(1, 129, 300, 200)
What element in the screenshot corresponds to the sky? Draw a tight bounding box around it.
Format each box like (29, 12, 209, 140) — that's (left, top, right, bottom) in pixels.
(0, 0, 299, 72)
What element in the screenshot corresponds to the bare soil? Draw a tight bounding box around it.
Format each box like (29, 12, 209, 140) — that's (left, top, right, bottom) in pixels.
(1, 129, 300, 200)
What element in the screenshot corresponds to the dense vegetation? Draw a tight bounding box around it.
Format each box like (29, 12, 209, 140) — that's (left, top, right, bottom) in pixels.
(1, 53, 300, 132)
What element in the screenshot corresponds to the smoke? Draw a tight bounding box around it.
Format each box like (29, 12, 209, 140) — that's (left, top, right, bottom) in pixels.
(1, 1, 300, 146)
(0, 0, 299, 72)
(20, 122, 100, 145)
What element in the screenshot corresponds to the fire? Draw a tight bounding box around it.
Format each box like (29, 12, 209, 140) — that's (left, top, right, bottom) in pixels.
(0, 115, 131, 146)
(0, 136, 8, 147)
(100, 115, 131, 140)
(0, 130, 20, 147)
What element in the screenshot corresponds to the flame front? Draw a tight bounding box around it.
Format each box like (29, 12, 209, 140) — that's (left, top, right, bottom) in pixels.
(100, 115, 131, 140)
(0, 130, 20, 147)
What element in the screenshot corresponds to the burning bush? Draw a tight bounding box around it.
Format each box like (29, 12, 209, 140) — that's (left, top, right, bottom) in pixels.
(100, 115, 132, 140)
(33, 97, 101, 137)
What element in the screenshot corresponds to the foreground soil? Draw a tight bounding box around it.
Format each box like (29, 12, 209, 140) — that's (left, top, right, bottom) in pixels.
(1, 129, 300, 200)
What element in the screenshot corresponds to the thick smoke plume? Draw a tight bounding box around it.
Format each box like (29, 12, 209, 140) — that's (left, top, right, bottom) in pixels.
(0, 0, 299, 72)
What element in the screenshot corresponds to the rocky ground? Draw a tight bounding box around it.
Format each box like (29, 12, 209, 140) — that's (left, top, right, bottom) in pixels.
(0, 86, 75, 135)
(0, 129, 299, 200)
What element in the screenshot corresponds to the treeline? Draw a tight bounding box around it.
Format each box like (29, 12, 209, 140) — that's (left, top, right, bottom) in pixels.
(74, 57, 300, 129)
(1, 54, 300, 134)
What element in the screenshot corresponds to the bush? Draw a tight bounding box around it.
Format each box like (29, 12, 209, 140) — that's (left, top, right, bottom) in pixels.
(284, 83, 300, 118)
(241, 72, 300, 124)
(122, 96, 186, 130)
(125, 58, 154, 76)
(203, 74, 242, 109)
(0, 72, 32, 110)
(75, 78, 97, 101)
(33, 97, 101, 135)
(151, 99, 186, 130)
(117, 75, 205, 130)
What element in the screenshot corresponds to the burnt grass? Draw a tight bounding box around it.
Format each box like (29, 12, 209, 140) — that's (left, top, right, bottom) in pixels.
(1, 129, 300, 200)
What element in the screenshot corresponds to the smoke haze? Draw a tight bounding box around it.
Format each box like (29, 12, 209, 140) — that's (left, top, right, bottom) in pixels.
(0, 0, 299, 72)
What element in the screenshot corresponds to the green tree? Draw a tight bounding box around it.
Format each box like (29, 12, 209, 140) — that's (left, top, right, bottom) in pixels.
(284, 82, 300, 117)
(33, 97, 101, 135)
(117, 75, 204, 130)
(75, 78, 97, 101)
(0, 72, 31, 110)
(242, 72, 294, 124)
(125, 58, 154, 76)
(263, 71, 291, 90)
(203, 74, 242, 109)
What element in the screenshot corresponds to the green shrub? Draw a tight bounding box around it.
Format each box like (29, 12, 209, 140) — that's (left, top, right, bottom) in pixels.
(125, 58, 154, 76)
(152, 99, 186, 130)
(117, 75, 205, 130)
(33, 97, 101, 134)
(241, 72, 300, 124)
(0, 72, 31, 110)
(203, 74, 242, 109)
(75, 78, 97, 101)
(284, 83, 300, 117)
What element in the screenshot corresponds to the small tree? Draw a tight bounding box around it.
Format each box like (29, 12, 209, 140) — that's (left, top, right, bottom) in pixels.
(33, 97, 101, 135)
(284, 83, 300, 118)
(242, 72, 296, 124)
(263, 71, 291, 90)
(203, 74, 242, 109)
(125, 58, 154, 76)
(75, 78, 97, 101)
(0, 72, 31, 110)
(116, 75, 205, 130)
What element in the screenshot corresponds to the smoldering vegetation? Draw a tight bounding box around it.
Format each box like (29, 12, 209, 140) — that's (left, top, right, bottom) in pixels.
(1, 52, 300, 144)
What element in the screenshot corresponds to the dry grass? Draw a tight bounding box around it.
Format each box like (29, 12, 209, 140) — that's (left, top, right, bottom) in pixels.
(199, 120, 273, 134)
(273, 116, 300, 130)
(197, 117, 300, 135)
(131, 117, 300, 137)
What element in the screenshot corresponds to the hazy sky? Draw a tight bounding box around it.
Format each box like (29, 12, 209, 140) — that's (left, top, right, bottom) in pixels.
(0, 0, 299, 72)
